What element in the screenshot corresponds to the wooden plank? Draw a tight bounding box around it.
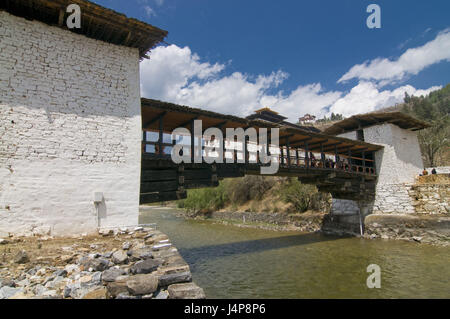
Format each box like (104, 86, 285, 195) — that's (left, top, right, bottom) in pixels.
(184, 169, 212, 180)
(184, 179, 219, 189)
(140, 190, 187, 204)
(141, 180, 178, 193)
(141, 169, 177, 182)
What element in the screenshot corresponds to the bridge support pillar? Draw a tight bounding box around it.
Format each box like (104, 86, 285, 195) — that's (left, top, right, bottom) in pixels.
(322, 198, 374, 236)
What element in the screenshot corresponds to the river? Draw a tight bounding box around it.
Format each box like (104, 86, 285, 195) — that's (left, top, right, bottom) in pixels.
(140, 206, 449, 299)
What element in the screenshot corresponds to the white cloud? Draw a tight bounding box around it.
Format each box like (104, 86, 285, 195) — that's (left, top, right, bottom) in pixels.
(140, 44, 442, 123)
(339, 29, 450, 85)
(329, 81, 442, 117)
(144, 6, 156, 17)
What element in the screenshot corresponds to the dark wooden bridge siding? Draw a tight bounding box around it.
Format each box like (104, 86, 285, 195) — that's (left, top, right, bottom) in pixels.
(139, 99, 383, 204)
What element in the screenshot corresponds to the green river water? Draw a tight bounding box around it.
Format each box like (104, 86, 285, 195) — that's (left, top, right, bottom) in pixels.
(140, 207, 449, 299)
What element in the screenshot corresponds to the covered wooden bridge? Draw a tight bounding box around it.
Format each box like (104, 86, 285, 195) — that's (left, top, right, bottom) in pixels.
(140, 99, 383, 204)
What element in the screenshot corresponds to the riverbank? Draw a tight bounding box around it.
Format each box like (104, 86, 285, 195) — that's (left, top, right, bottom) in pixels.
(0, 227, 205, 299)
(174, 206, 450, 247)
(178, 208, 328, 233)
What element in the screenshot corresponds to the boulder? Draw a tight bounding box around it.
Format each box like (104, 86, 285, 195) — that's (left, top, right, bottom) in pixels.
(111, 250, 128, 264)
(82, 287, 108, 299)
(79, 256, 109, 271)
(102, 268, 126, 282)
(167, 283, 206, 299)
(130, 259, 161, 275)
(126, 274, 158, 296)
(158, 271, 192, 287)
(106, 281, 128, 298)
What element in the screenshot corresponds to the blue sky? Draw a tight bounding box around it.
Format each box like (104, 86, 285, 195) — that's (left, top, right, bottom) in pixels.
(94, 0, 450, 121)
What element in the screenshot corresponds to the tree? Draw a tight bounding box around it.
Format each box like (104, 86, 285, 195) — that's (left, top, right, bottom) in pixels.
(418, 116, 450, 167)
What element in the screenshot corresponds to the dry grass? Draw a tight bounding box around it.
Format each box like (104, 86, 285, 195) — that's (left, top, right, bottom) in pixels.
(416, 174, 450, 185)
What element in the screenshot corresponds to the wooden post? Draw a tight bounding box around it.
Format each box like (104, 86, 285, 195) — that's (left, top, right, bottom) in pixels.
(334, 144, 338, 164)
(348, 149, 352, 171)
(305, 141, 309, 169)
(320, 142, 325, 167)
(362, 151, 366, 173)
(191, 119, 195, 163)
(158, 115, 163, 156)
(286, 137, 291, 168)
(295, 148, 299, 166)
(244, 135, 248, 164)
(280, 146, 284, 166)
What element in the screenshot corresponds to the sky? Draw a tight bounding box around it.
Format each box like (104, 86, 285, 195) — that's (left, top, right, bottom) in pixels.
(94, 0, 450, 122)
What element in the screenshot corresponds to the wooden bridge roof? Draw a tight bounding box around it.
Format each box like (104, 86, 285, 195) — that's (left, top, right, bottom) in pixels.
(1, 0, 168, 58)
(323, 111, 431, 136)
(141, 98, 383, 156)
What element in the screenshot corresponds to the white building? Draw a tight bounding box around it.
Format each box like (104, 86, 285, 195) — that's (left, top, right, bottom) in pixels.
(0, 0, 167, 236)
(322, 112, 430, 232)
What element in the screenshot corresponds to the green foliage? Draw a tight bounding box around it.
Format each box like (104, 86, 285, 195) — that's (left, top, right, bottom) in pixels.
(278, 178, 319, 213)
(178, 181, 228, 213)
(402, 83, 450, 166)
(315, 113, 344, 124)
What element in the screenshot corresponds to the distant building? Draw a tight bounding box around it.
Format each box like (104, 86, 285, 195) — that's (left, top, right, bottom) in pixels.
(298, 114, 316, 124)
(246, 108, 320, 132)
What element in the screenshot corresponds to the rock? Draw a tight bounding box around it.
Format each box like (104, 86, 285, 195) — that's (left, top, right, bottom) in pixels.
(152, 243, 172, 251)
(116, 292, 139, 299)
(0, 286, 24, 299)
(128, 248, 153, 261)
(9, 291, 35, 299)
(167, 283, 206, 299)
(154, 290, 169, 299)
(82, 287, 107, 299)
(126, 274, 158, 296)
(106, 281, 128, 298)
(122, 242, 131, 250)
(45, 276, 65, 289)
(42, 290, 59, 298)
(98, 229, 113, 236)
(79, 256, 110, 271)
(102, 268, 126, 282)
(15, 278, 31, 287)
(54, 269, 68, 277)
(14, 251, 29, 264)
(63, 286, 72, 298)
(381, 235, 389, 240)
(111, 250, 128, 264)
(130, 259, 161, 275)
(102, 252, 113, 259)
(412, 236, 423, 243)
(158, 271, 192, 287)
(0, 277, 15, 288)
(64, 264, 80, 275)
(60, 255, 74, 263)
(0, 238, 9, 245)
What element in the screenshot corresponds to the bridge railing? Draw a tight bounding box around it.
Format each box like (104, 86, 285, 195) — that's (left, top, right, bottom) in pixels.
(142, 131, 377, 176)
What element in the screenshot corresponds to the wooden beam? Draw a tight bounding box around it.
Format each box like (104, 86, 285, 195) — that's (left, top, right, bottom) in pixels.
(143, 111, 167, 129)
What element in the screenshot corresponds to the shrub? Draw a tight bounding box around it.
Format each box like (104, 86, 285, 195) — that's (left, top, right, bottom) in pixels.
(278, 178, 318, 213)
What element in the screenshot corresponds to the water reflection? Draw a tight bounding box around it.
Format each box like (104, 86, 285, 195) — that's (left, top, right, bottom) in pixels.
(140, 207, 450, 299)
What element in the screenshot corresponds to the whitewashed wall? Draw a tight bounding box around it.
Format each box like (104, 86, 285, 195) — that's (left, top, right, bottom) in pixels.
(364, 123, 423, 184)
(332, 123, 425, 217)
(0, 12, 142, 236)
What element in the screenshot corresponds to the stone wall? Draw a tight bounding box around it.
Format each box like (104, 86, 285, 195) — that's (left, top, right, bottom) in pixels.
(425, 167, 450, 174)
(0, 12, 142, 236)
(411, 184, 450, 215)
